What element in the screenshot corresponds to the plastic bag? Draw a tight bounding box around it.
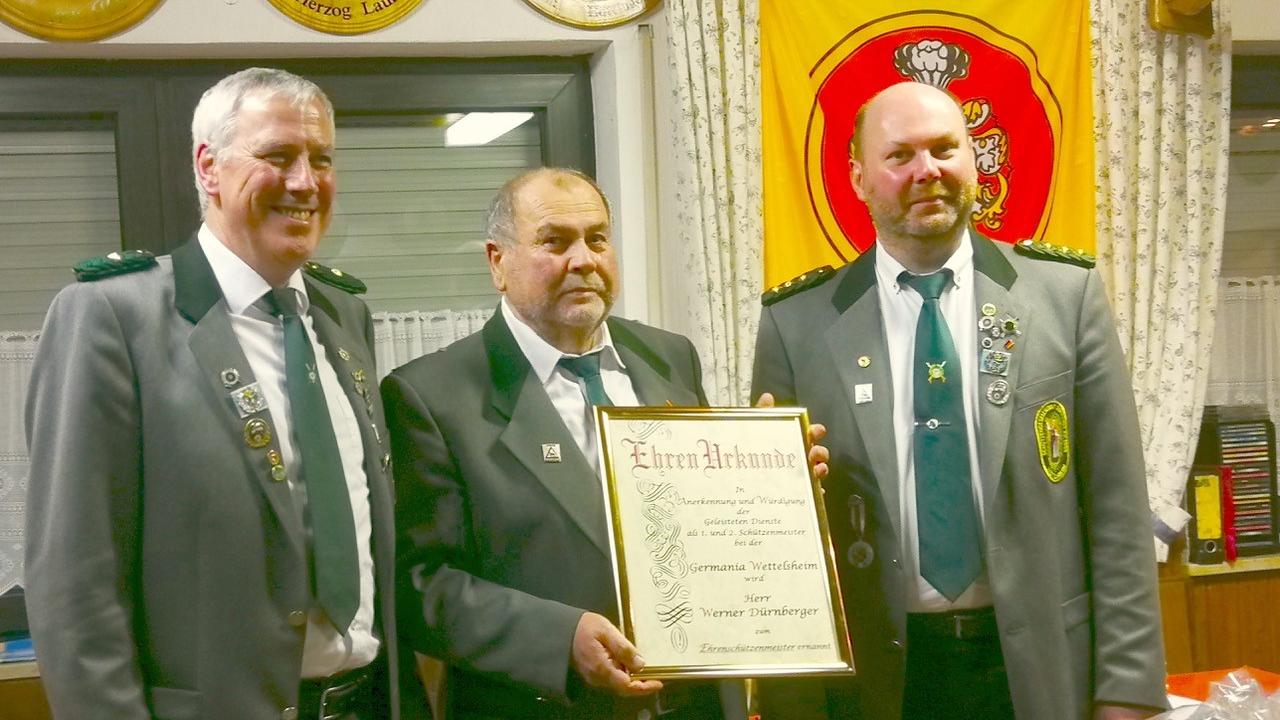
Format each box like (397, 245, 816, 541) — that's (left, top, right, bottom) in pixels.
(1153, 669, 1276, 720)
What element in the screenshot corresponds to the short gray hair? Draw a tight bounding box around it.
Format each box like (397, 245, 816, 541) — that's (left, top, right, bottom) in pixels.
(190, 67, 334, 212)
(486, 167, 612, 246)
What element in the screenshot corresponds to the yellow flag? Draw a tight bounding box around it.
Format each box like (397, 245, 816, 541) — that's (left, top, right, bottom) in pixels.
(762, 1, 1095, 287)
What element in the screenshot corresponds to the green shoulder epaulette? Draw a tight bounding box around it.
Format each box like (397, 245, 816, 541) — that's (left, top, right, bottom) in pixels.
(304, 260, 367, 294)
(1013, 240, 1095, 269)
(74, 250, 158, 282)
(762, 265, 836, 306)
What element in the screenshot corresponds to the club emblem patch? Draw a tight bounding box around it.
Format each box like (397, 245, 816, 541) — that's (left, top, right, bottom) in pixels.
(1034, 400, 1070, 483)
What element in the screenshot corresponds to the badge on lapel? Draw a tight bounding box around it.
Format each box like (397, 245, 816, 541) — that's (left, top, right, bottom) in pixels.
(230, 381, 268, 418)
(1034, 400, 1071, 483)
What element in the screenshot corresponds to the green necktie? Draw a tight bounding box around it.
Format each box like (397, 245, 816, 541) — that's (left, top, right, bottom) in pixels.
(558, 352, 614, 406)
(899, 270, 982, 601)
(266, 287, 360, 632)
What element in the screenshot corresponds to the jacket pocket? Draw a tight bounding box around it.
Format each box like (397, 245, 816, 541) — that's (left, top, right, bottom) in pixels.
(150, 686, 202, 720)
(1015, 370, 1073, 411)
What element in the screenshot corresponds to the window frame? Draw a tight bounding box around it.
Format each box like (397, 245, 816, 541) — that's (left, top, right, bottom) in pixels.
(0, 57, 595, 252)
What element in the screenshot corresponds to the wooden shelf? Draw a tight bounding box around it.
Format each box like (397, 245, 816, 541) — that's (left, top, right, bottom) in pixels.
(1186, 554, 1280, 577)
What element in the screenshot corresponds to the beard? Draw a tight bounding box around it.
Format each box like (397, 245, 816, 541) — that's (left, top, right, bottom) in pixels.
(869, 179, 978, 242)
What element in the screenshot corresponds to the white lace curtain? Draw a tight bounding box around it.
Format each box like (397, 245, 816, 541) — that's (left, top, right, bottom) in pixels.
(0, 331, 39, 595)
(657, 0, 762, 406)
(1090, 0, 1232, 527)
(371, 309, 493, 379)
(1205, 278, 1280, 419)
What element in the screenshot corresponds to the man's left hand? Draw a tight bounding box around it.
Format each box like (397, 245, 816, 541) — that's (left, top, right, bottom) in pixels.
(1094, 705, 1160, 720)
(755, 392, 829, 481)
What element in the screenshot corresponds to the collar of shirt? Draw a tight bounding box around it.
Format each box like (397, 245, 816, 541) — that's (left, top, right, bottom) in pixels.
(197, 223, 309, 317)
(499, 297, 628, 382)
(873, 227, 974, 295)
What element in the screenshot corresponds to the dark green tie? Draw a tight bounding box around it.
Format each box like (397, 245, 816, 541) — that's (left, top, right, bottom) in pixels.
(266, 287, 359, 632)
(899, 270, 982, 601)
(558, 352, 614, 406)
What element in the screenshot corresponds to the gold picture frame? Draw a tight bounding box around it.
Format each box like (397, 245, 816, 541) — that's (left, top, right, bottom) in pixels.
(521, 0, 660, 30)
(596, 406, 855, 679)
(0, 0, 163, 42)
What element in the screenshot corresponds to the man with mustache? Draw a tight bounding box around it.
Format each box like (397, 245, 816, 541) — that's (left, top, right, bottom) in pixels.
(383, 167, 827, 719)
(752, 82, 1166, 719)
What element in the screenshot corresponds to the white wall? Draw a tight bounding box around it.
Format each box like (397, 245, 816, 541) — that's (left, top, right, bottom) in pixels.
(1231, 0, 1280, 50)
(0, 0, 660, 321)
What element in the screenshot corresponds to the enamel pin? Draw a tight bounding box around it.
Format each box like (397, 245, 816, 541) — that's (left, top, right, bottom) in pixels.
(542, 443, 562, 463)
(925, 361, 947, 384)
(980, 350, 1011, 377)
(230, 381, 268, 418)
(986, 379, 1011, 406)
(855, 383, 873, 404)
(244, 418, 273, 449)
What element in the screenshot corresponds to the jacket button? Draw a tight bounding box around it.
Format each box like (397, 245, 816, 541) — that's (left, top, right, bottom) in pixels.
(281, 707, 298, 720)
(288, 610, 306, 627)
(889, 639, 903, 651)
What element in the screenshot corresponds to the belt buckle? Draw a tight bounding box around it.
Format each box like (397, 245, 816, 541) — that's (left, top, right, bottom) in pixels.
(953, 613, 984, 640)
(318, 675, 363, 720)
(318, 682, 342, 720)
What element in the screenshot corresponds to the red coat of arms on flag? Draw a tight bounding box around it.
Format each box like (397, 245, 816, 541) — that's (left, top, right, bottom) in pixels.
(805, 13, 1064, 257)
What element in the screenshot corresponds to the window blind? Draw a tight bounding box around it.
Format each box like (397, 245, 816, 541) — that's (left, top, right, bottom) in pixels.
(319, 116, 541, 313)
(0, 125, 122, 332)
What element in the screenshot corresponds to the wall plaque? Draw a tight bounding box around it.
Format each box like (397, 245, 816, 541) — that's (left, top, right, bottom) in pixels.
(265, 0, 425, 35)
(0, 0, 163, 41)
(522, 0, 660, 30)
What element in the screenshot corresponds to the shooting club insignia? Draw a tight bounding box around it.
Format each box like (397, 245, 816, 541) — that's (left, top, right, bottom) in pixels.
(1035, 400, 1071, 483)
(806, 12, 1062, 256)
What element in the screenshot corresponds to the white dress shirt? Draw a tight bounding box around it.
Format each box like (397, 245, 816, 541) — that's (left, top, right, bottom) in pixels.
(198, 226, 379, 676)
(874, 230, 993, 612)
(500, 298, 640, 468)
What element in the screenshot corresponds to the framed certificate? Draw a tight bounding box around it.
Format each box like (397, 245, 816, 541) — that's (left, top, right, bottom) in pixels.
(596, 406, 854, 679)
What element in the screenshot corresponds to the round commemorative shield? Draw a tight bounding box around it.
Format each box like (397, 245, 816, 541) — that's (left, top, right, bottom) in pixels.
(522, 0, 660, 29)
(265, 0, 425, 35)
(0, 0, 163, 41)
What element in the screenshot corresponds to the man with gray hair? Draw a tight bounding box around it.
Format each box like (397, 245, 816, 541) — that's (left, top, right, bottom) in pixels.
(383, 167, 828, 719)
(25, 67, 421, 720)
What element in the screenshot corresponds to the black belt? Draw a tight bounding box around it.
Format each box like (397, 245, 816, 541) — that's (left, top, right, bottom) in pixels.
(452, 678, 721, 719)
(907, 606, 999, 641)
(298, 664, 373, 720)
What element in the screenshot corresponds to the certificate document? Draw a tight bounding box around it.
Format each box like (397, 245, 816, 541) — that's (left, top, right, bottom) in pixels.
(596, 407, 854, 679)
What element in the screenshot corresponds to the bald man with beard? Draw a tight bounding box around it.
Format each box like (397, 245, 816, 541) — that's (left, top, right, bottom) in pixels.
(751, 82, 1166, 720)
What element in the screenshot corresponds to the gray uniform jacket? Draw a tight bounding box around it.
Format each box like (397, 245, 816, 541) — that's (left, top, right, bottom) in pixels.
(751, 235, 1166, 720)
(383, 311, 710, 719)
(24, 239, 416, 720)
